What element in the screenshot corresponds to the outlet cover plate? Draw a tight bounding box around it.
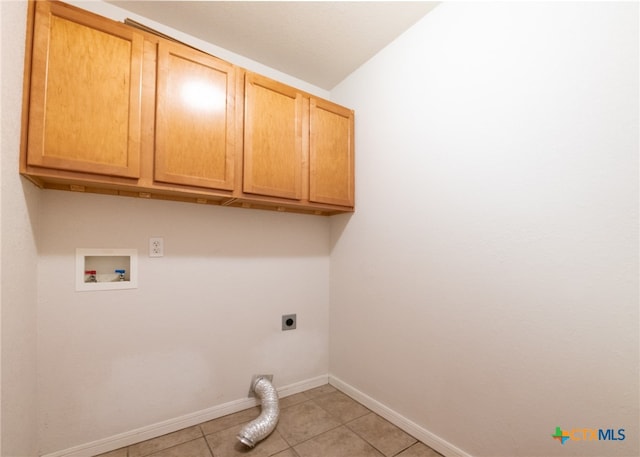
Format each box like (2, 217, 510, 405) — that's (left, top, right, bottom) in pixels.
(282, 314, 297, 331)
(149, 237, 163, 257)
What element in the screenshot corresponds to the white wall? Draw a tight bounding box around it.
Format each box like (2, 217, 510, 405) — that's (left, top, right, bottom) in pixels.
(329, 3, 638, 457)
(38, 193, 330, 454)
(0, 1, 331, 455)
(4, 1, 638, 456)
(1, 1, 40, 456)
(67, 1, 330, 99)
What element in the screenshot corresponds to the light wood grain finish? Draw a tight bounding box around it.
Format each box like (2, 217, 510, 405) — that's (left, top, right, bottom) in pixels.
(310, 98, 355, 207)
(21, 1, 355, 216)
(243, 72, 304, 200)
(155, 42, 235, 190)
(27, 1, 142, 178)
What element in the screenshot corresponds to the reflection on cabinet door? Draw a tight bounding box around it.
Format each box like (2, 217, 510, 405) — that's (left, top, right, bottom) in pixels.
(310, 98, 354, 207)
(243, 73, 305, 200)
(155, 41, 236, 191)
(27, 0, 143, 178)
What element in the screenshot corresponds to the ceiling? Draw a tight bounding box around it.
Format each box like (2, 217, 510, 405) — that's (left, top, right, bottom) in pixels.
(108, 1, 439, 90)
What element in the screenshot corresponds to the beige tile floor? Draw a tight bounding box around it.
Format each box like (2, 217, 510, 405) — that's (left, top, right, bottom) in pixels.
(96, 384, 444, 457)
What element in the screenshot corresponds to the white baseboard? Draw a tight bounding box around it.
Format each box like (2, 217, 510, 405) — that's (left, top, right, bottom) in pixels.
(43, 374, 470, 457)
(43, 374, 328, 457)
(329, 375, 473, 457)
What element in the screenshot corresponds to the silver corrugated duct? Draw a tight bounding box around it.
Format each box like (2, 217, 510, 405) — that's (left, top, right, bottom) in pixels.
(237, 376, 280, 447)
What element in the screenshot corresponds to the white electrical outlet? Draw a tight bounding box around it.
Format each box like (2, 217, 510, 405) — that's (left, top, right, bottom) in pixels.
(149, 237, 164, 257)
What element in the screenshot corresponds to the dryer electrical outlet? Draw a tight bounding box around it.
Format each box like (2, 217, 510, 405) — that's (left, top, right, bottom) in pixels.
(282, 314, 297, 330)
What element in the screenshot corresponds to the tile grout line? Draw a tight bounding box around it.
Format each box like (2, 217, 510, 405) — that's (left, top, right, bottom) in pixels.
(313, 392, 397, 456)
(389, 441, 419, 457)
(199, 424, 216, 457)
(342, 414, 390, 457)
(131, 436, 205, 457)
(100, 384, 440, 457)
(287, 422, 344, 450)
(279, 393, 383, 455)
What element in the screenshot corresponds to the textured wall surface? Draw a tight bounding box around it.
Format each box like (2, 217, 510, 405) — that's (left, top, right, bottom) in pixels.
(330, 2, 639, 456)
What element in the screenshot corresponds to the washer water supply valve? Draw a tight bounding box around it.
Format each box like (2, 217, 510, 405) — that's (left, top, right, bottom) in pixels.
(115, 269, 126, 281)
(85, 270, 97, 283)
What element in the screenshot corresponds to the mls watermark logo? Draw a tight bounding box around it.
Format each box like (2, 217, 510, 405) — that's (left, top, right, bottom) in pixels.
(552, 426, 625, 444)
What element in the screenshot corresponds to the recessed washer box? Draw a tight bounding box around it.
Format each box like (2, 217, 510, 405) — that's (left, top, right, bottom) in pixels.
(75, 248, 138, 291)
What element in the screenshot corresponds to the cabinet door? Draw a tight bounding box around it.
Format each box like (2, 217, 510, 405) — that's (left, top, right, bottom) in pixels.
(243, 73, 304, 200)
(27, 1, 142, 178)
(155, 42, 236, 191)
(310, 98, 355, 207)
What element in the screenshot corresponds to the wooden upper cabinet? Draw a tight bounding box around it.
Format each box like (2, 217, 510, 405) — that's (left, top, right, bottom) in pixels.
(26, 1, 143, 178)
(243, 73, 305, 200)
(21, 1, 354, 214)
(154, 42, 236, 191)
(310, 98, 355, 207)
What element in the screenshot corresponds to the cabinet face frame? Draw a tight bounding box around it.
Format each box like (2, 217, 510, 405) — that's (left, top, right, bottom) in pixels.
(154, 41, 236, 191)
(243, 72, 305, 201)
(26, 1, 143, 178)
(20, 1, 355, 216)
(309, 98, 355, 207)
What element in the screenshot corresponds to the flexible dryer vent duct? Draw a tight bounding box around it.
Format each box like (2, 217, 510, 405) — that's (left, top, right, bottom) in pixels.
(237, 376, 280, 447)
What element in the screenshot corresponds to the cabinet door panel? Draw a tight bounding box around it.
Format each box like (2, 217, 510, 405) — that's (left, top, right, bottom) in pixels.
(27, 1, 142, 178)
(155, 42, 235, 190)
(310, 98, 354, 207)
(243, 73, 303, 200)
